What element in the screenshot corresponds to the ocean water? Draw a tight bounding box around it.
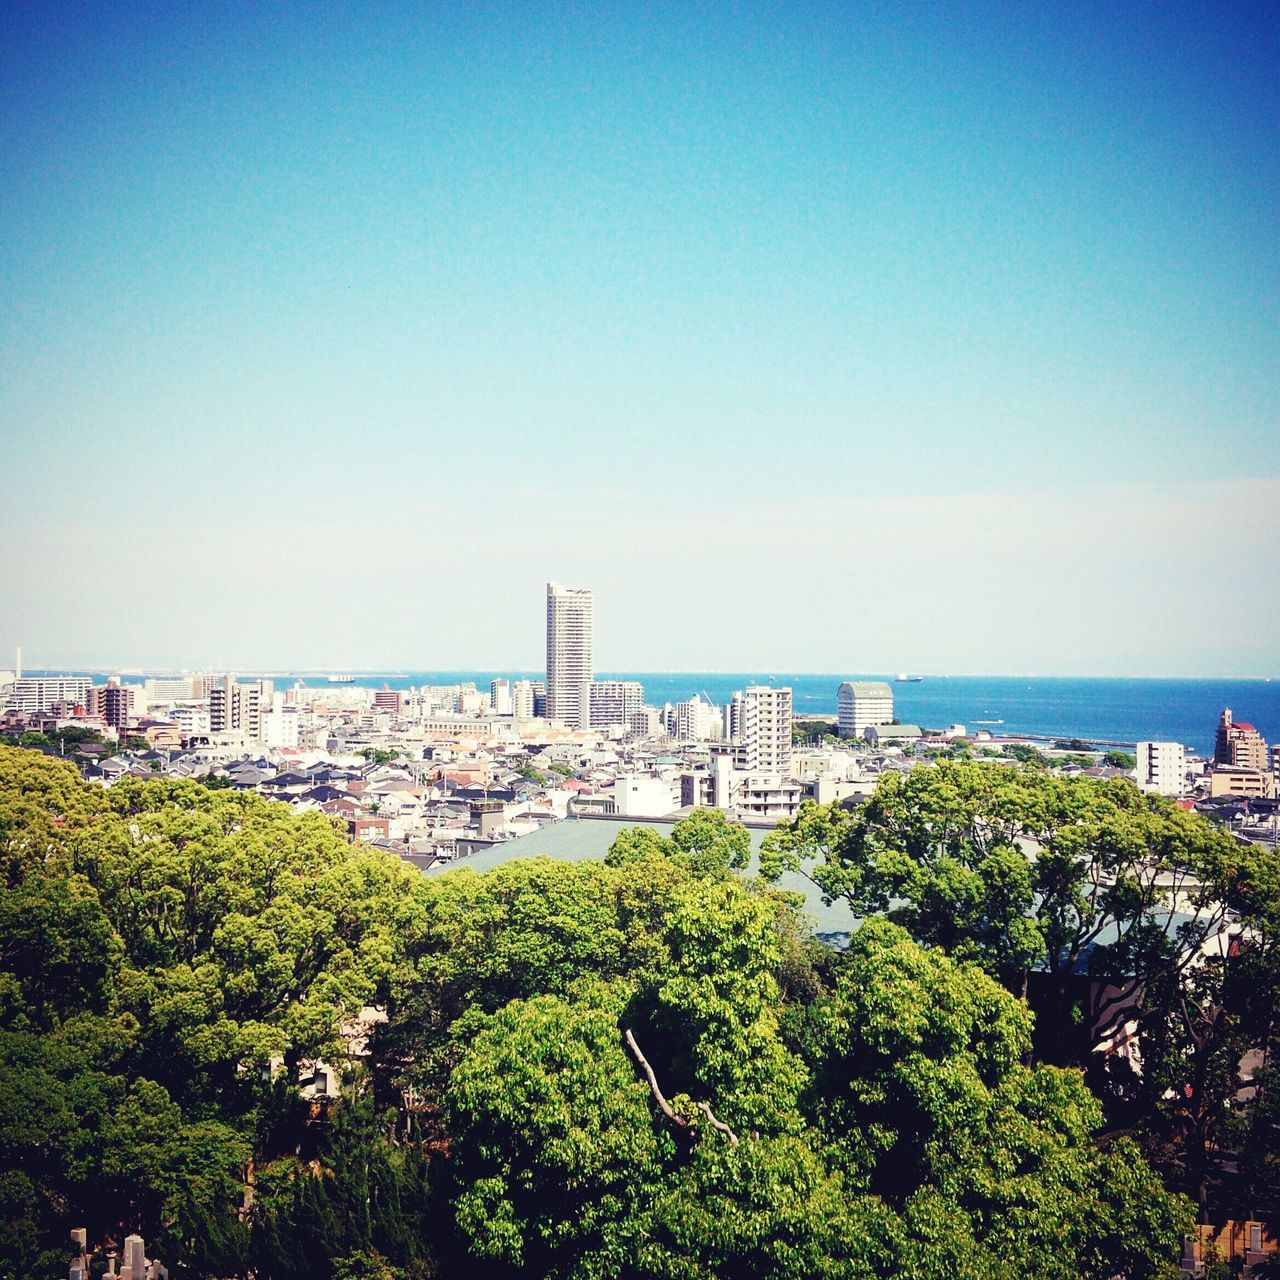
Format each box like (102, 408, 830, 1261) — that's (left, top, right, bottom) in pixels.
(606, 675, 1279, 755)
(245, 672, 1280, 754)
(34, 670, 1280, 756)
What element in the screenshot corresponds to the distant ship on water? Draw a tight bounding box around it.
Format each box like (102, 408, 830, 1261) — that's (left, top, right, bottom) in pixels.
(895, 672, 924, 683)
(326, 674, 355, 684)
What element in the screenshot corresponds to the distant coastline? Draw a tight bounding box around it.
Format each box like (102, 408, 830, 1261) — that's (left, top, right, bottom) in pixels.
(21, 670, 1280, 757)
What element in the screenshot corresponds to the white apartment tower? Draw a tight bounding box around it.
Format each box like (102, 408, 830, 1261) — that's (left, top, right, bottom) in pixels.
(209, 676, 273, 739)
(1135, 741, 1187, 796)
(735, 685, 793, 772)
(511, 679, 536, 719)
(837, 681, 894, 738)
(546, 581, 595, 728)
(673, 694, 714, 742)
(589, 679, 644, 729)
(490, 679, 513, 715)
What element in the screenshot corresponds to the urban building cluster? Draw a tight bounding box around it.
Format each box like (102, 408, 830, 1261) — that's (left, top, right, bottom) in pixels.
(2, 588, 1278, 867)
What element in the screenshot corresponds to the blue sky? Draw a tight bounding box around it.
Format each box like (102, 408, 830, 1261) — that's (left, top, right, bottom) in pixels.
(1, 2, 1277, 674)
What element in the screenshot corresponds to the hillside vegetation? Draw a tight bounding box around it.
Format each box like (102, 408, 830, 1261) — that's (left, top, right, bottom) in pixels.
(3, 746, 1278, 1279)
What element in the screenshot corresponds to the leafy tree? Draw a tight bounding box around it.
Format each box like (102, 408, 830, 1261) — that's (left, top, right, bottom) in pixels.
(792, 719, 842, 745)
(761, 763, 1257, 1056)
(446, 987, 669, 1276)
(442, 914, 1190, 1280)
(0, 748, 1201, 1279)
(1104, 750, 1137, 770)
(602, 824, 668, 866)
(604, 811, 749, 878)
(761, 761, 1280, 1221)
(0, 747, 428, 1277)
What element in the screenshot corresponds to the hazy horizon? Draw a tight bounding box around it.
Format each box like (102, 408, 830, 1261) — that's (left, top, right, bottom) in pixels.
(8, 661, 1279, 684)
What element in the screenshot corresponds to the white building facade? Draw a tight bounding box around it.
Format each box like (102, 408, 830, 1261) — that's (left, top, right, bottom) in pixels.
(734, 685, 792, 773)
(614, 774, 679, 818)
(510, 679, 536, 719)
(546, 581, 595, 728)
(673, 694, 715, 741)
(589, 680, 644, 729)
(3, 677, 93, 714)
(1135, 741, 1187, 796)
(837, 681, 894, 738)
(490, 679, 512, 715)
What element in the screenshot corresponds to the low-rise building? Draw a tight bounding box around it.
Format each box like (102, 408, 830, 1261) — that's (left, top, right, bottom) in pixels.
(614, 773, 679, 818)
(865, 723, 922, 746)
(680, 752, 803, 821)
(1135, 741, 1186, 796)
(1209, 767, 1274, 799)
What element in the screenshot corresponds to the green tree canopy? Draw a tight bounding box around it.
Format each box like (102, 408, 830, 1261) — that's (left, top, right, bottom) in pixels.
(0, 748, 1202, 1279)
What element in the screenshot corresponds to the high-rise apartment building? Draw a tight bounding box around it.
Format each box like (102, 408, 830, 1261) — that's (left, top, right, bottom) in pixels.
(629, 706, 665, 737)
(546, 582, 594, 728)
(726, 691, 743, 743)
(1214, 709, 1268, 771)
(374, 687, 404, 715)
(672, 694, 714, 741)
(209, 678, 230, 732)
(510, 679, 536, 718)
(90, 678, 133, 731)
(260, 693, 300, 749)
(490, 679, 512, 715)
(209, 677, 233, 733)
(837, 681, 894, 739)
(3, 676, 92, 715)
(1134, 741, 1186, 796)
(589, 680, 644, 729)
(734, 685, 792, 772)
(210, 676, 273, 739)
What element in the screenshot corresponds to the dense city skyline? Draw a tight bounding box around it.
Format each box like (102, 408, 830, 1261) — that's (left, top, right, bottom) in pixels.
(2, 4, 1277, 674)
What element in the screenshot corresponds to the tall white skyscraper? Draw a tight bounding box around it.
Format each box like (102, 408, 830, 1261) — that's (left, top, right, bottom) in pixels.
(546, 581, 595, 728)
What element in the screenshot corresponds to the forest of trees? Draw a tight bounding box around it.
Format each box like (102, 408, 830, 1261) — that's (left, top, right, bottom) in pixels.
(2, 746, 1278, 1279)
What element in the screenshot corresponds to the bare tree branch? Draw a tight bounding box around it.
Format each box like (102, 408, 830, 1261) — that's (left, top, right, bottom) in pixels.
(624, 1029, 740, 1146)
(695, 1100, 740, 1146)
(624, 1028, 684, 1129)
